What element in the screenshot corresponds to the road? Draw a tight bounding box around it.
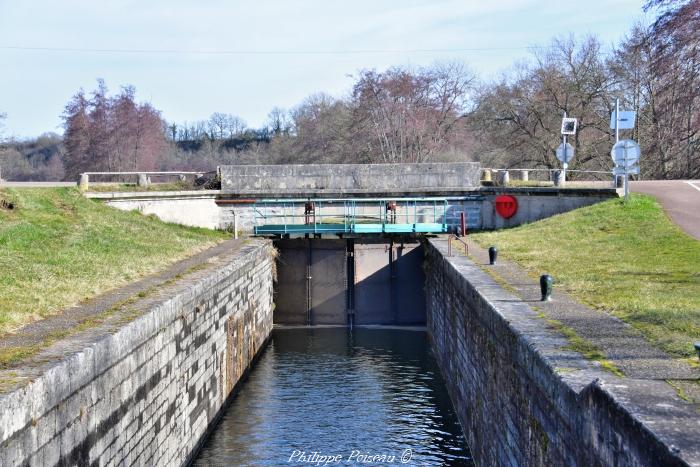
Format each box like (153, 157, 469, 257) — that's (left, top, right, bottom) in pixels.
(631, 180, 700, 240)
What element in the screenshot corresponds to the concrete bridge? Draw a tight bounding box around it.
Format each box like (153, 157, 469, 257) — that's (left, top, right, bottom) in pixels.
(87, 162, 618, 234)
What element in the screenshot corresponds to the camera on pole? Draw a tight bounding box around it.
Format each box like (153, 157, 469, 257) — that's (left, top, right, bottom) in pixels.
(556, 115, 577, 186)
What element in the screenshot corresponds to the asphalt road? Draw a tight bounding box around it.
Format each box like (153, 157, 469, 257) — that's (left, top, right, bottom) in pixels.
(631, 180, 700, 240)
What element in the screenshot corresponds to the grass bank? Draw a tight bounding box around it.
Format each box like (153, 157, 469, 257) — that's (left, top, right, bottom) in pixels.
(471, 194, 700, 359)
(0, 188, 228, 335)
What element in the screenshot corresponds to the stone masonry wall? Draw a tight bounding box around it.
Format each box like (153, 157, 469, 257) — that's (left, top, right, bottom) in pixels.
(424, 238, 694, 466)
(220, 162, 482, 194)
(0, 240, 274, 467)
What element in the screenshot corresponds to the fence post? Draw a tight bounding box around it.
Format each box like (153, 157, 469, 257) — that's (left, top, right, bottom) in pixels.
(78, 173, 89, 191)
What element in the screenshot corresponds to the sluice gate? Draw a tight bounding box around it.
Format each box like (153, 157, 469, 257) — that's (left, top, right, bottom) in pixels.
(274, 238, 426, 326)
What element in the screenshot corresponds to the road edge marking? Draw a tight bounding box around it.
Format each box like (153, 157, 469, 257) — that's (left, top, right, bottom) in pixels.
(685, 181, 700, 193)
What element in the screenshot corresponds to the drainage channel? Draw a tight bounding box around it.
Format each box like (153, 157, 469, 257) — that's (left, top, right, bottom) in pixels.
(193, 326, 473, 466)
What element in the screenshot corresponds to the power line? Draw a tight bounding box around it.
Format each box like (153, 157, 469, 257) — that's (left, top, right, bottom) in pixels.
(0, 44, 560, 56)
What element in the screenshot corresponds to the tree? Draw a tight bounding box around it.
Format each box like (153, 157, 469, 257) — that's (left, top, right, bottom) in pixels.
(0, 111, 6, 141)
(289, 93, 354, 163)
(469, 36, 615, 174)
(351, 62, 476, 164)
(266, 107, 293, 136)
(62, 80, 167, 178)
(643, 0, 700, 178)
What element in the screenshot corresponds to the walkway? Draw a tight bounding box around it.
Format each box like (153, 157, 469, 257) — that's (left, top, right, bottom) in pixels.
(631, 180, 700, 240)
(462, 237, 698, 381)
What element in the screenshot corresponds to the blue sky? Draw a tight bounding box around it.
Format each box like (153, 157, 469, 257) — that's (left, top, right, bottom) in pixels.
(0, 0, 647, 138)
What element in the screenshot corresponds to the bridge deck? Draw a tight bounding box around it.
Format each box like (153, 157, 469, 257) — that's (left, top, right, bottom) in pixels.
(252, 197, 453, 235)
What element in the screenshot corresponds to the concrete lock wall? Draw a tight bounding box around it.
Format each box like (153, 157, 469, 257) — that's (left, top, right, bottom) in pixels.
(424, 238, 692, 466)
(0, 241, 274, 467)
(479, 187, 616, 230)
(91, 188, 616, 234)
(220, 162, 482, 194)
(91, 191, 222, 230)
(273, 238, 426, 325)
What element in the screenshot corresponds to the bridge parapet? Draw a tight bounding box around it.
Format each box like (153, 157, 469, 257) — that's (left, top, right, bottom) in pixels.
(219, 162, 481, 195)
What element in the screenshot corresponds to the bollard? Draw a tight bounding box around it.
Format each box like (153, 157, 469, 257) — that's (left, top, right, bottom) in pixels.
(137, 173, 149, 187)
(459, 212, 466, 237)
(482, 169, 492, 182)
(540, 274, 553, 301)
(179, 174, 187, 182)
(78, 173, 89, 191)
(233, 212, 239, 239)
(488, 246, 498, 265)
(499, 170, 510, 186)
(554, 170, 565, 187)
(520, 170, 529, 182)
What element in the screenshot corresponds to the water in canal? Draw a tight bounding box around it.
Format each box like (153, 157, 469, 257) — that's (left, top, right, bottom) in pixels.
(194, 327, 473, 466)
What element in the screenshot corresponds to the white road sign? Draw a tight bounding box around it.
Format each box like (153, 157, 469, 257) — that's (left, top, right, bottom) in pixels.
(556, 142, 575, 163)
(561, 117, 578, 135)
(611, 139, 641, 168)
(610, 110, 636, 130)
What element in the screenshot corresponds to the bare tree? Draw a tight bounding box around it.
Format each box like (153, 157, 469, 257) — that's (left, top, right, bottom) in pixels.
(351, 62, 476, 164)
(469, 36, 615, 174)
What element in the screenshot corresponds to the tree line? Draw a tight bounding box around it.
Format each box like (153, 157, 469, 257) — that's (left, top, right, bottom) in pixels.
(1, 0, 697, 180)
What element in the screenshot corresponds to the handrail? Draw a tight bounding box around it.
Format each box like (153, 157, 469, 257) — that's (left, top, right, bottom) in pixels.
(447, 234, 468, 257)
(482, 168, 611, 174)
(81, 171, 204, 176)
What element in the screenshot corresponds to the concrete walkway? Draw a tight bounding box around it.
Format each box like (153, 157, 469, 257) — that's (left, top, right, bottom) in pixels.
(631, 180, 700, 240)
(462, 238, 698, 381)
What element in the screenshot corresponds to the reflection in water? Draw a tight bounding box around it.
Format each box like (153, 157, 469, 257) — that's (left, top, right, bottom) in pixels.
(194, 327, 473, 466)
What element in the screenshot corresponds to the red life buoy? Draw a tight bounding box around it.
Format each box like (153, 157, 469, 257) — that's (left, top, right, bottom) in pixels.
(495, 195, 518, 219)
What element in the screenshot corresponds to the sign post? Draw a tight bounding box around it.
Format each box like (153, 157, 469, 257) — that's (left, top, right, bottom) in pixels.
(611, 139, 640, 201)
(609, 101, 638, 198)
(559, 114, 577, 185)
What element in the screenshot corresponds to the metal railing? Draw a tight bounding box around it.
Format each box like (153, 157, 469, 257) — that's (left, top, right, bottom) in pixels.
(481, 167, 619, 186)
(447, 234, 468, 257)
(252, 197, 450, 235)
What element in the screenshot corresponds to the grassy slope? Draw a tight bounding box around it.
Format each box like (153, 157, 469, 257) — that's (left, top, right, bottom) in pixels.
(0, 188, 228, 335)
(471, 194, 700, 358)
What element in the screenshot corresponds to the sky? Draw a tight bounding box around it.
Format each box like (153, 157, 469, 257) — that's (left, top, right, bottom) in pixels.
(0, 0, 647, 139)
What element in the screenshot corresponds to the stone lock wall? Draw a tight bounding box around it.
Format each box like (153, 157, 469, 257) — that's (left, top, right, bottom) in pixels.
(424, 238, 692, 466)
(0, 241, 274, 467)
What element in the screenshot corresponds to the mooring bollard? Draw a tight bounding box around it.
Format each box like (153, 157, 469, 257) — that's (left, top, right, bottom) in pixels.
(488, 246, 498, 265)
(540, 274, 553, 301)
